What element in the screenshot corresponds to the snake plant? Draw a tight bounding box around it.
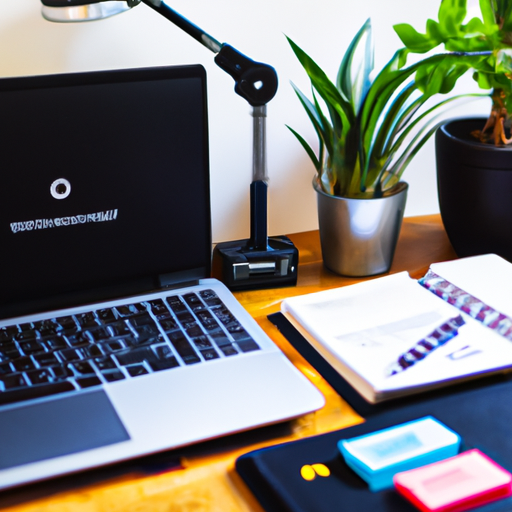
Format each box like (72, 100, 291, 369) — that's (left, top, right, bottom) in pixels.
(287, 19, 486, 198)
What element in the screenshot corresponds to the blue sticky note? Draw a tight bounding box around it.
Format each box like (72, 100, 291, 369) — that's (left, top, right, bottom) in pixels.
(338, 416, 461, 491)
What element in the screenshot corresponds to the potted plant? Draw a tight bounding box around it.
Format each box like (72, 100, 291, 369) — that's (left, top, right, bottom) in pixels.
(394, 0, 512, 260)
(287, 18, 480, 276)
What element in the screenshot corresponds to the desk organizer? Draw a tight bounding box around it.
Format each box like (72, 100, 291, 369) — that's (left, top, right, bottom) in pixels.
(338, 417, 461, 491)
(394, 449, 512, 512)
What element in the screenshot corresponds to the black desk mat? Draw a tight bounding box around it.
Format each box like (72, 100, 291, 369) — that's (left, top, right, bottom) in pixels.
(233, 313, 512, 512)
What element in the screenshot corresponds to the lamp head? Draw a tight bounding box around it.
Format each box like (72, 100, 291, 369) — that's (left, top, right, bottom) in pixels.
(40, 0, 278, 106)
(41, 0, 140, 22)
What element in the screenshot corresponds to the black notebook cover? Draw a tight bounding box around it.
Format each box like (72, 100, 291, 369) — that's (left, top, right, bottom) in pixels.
(236, 376, 512, 512)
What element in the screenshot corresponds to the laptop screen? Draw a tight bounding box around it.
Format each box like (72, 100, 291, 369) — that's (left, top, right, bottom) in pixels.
(0, 65, 211, 318)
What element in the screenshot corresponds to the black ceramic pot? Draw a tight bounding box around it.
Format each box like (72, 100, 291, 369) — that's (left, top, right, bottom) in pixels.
(436, 117, 512, 261)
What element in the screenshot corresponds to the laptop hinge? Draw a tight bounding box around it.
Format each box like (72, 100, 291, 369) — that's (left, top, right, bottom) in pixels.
(157, 267, 207, 290)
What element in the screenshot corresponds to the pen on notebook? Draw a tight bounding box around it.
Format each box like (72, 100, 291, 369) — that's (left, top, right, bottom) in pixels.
(387, 314, 466, 377)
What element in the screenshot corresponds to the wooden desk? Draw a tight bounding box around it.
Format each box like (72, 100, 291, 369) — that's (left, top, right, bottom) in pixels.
(1, 215, 457, 512)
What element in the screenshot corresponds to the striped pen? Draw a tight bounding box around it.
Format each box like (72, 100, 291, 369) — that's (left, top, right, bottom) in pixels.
(387, 314, 466, 377)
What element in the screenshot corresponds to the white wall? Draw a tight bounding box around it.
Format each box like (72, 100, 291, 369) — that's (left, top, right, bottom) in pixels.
(0, 0, 490, 243)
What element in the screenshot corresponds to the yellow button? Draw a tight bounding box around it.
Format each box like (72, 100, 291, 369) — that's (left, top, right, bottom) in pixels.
(300, 465, 317, 481)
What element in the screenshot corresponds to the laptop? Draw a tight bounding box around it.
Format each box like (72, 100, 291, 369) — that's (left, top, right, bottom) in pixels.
(0, 65, 324, 491)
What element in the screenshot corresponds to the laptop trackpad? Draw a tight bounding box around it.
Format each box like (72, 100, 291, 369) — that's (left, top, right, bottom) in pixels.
(0, 390, 130, 470)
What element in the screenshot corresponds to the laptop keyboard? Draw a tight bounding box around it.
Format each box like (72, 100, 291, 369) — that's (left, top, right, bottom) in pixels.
(0, 289, 260, 406)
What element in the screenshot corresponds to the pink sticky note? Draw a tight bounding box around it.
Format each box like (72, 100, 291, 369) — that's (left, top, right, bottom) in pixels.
(393, 449, 512, 512)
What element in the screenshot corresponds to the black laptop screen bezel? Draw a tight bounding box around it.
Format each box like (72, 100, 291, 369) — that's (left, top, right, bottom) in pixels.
(0, 65, 211, 319)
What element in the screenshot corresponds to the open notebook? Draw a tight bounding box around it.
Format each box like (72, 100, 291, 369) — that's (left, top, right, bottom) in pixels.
(281, 254, 512, 404)
(0, 65, 324, 490)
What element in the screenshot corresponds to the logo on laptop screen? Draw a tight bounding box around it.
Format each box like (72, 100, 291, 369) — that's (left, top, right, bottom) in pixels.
(9, 177, 119, 234)
(50, 178, 72, 200)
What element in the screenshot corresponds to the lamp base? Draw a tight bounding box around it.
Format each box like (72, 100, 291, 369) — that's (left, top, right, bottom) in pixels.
(212, 236, 298, 291)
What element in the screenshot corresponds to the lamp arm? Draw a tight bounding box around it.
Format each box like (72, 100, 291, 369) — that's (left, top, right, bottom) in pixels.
(140, 0, 278, 106)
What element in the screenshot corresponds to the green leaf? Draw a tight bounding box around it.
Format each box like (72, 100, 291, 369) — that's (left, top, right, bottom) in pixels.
(353, 25, 374, 111)
(291, 84, 331, 149)
(479, 0, 497, 27)
(358, 49, 422, 184)
(496, 49, 512, 73)
(286, 125, 321, 172)
(311, 91, 329, 165)
(463, 13, 497, 39)
(389, 122, 443, 183)
(370, 81, 418, 160)
(290, 83, 322, 128)
(287, 36, 354, 135)
(394, 22, 441, 53)
(339, 19, 374, 112)
(378, 94, 425, 160)
(337, 18, 372, 106)
(438, 0, 467, 35)
(474, 70, 493, 89)
(416, 58, 472, 95)
(290, 84, 333, 167)
(502, 1, 512, 31)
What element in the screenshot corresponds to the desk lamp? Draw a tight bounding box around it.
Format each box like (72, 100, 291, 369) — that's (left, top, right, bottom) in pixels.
(40, 0, 299, 291)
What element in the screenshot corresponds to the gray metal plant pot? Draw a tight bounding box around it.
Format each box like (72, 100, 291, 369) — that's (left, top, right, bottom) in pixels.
(314, 179, 408, 276)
